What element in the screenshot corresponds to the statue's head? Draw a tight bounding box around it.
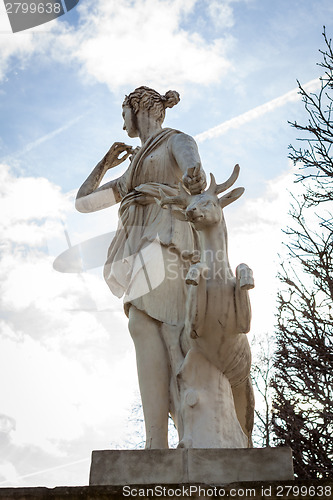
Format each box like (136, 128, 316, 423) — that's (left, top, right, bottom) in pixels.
(122, 86, 180, 133)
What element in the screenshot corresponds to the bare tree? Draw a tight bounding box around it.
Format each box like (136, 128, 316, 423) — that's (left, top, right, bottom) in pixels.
(251, 335, 274, 448)
(288, 27, 333, 209)
(271, 28, 333, 480)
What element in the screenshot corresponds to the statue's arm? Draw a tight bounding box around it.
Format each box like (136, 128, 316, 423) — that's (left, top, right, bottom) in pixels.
(75, 142, 133, 213)
(170, 133, 206, 194)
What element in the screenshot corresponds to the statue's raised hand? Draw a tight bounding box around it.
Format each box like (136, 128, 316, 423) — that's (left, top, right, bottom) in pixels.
(183, 165, 207, 195)
(104, 142, 134, 170)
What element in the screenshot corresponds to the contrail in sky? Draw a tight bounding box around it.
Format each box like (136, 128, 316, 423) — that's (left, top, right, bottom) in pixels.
(1, 79, 322, 162)
(22, 114, 86, 153)
(1, 113, 86, 163)
(195, 77, 321, 143)
(0, 458, 89, 485)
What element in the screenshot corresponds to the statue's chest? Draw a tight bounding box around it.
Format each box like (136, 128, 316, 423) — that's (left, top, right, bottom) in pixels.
(139, 146, 180, 184)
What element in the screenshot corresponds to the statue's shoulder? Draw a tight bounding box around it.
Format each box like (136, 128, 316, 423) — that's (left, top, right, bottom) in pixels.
(167, 129, 197, 149)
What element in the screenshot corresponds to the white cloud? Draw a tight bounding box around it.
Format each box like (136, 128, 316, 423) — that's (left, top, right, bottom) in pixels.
(207, 0, 234, 29)
(0, 0, 55, 80)
(1, 332, 134, 445)
(55, 0, 231, 91)
(0, 32, 38, 81)
(0, 0, 232, 89)
(0, 0, 236, 91)
(0, 461, 19, 484)
(0, 164, 138, 485)
(0, 164, 71, 247)
(0, 164, 69, 221)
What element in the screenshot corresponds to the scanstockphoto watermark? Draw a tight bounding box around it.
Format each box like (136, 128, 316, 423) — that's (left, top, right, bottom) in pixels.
(122, 485, 257, 497)
(122, 484, 333, 498)
(53, 227, 234, 301)
(3, 0, 79, 33)
(167, 247, 234, 283)
(52, 225, 236, 306)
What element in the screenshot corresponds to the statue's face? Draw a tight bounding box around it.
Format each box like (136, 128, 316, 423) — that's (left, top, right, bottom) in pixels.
(122, 105, 138, 138)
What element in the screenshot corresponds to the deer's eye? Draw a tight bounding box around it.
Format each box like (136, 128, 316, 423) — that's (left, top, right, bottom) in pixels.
(203, 201, 214, 208)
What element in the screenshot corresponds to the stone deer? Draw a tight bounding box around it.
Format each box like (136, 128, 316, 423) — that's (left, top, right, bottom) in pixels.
(159, 165, 255, 448)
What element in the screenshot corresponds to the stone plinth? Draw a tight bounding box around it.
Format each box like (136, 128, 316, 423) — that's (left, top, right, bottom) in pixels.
(89, 447, 294, 486)
(1, 481, 333, 500)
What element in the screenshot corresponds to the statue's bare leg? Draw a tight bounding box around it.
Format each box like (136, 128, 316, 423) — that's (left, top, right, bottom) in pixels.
(128, 305, 169, 449)
(231, 377, 255, 447)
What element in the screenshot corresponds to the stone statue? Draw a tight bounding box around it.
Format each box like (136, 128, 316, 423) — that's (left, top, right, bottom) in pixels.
(76, 86, 255, 450)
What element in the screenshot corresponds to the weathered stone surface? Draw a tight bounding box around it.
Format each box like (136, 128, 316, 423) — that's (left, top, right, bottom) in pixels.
(89, 447, 294, 486)
(187, 448, 294, 483)
(90, 449, 184, 486)
(1, 480, 333, 500)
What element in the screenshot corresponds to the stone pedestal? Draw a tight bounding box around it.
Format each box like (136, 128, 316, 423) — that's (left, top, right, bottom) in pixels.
(1, 481, 333, 500)
(89, 447, 294, 486)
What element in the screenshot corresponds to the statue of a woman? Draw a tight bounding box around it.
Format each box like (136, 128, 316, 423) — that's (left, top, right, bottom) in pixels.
(76, 86, 206, 449)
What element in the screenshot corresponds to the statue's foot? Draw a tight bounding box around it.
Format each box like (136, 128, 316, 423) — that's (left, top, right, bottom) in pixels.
(177, 437, 193, 449)
(236, 263, 254, 290)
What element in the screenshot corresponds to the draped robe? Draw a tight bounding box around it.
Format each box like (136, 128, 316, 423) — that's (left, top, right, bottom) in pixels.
(103, 128, 200, 325)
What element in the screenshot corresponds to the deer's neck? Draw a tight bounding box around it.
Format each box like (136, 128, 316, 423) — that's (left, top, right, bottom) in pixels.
(197, 221, 229, 265)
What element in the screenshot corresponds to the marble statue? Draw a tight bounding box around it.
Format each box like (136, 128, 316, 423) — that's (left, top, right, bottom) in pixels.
(76, 86, 255, 449)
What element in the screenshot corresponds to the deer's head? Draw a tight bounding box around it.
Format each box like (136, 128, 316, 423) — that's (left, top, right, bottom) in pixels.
(159, 165, 244, 230)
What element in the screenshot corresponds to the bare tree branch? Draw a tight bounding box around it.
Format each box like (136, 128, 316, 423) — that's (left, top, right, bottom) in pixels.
(272, 27, 333, 480)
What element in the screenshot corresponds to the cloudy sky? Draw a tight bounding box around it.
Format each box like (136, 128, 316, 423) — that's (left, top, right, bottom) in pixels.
(0, 0, 331, 488)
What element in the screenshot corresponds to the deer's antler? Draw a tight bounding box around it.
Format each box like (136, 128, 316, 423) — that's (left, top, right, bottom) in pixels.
(207, 164, 240, 196)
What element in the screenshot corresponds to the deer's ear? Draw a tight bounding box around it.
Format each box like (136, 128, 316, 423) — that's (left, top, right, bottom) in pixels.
(219, 187, 244, 208)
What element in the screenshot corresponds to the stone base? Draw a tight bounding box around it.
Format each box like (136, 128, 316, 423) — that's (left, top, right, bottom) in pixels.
(89, 447, 294, 486)
(1, 481, 333, 500)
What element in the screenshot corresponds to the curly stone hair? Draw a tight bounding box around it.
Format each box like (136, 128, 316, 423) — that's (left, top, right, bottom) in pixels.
(123, 86, 180, 125)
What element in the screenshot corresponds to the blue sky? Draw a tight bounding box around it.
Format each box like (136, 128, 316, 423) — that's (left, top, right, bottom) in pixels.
(0, 0, 332, 488)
